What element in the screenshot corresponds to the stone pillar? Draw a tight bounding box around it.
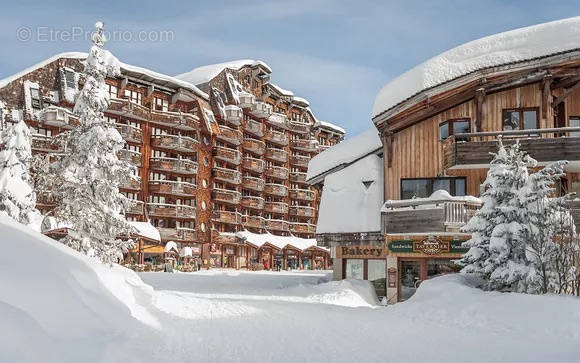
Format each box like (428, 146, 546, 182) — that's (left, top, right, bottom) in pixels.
(332, 258, 342, 280)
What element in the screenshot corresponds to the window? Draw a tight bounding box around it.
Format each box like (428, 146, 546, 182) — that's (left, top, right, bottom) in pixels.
(107, 84, 118, 99)
(400, 177, 466, 199)
(124, 89, 142, 105)
(502, 108, 538, 130)
(345, 259, 364, 280)
(439, 118, 470, 140)
(154, 97, 169, 112)
(570, 116, 580, 137)
(64, 70, 76, 89)
(30, 87, 42, 109)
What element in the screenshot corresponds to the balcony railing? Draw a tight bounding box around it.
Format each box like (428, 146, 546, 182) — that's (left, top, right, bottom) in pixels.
(289, 171, 308, 184)
(212, 210, 242, 224)
(126, 200, 144, 215)
(265, 219, 290, 232)
(147, 202, 196, 219)
(291, 139, 318, 152)
(213, 167, 242, 184)
(31, 134, 61, 153)
(265, 148, 288, 163)
(442, 127, 580, 169)
(151, 134, 198, 153)
(242, 176, 265, 191)
(242, 138, 266, 155)
(264, 201, 289, 214)
(41, 107, 78, 129)
(242, 157, 265, 173)
(158, 227, 197, 242)
(216, 125, 243, 146)
(381, 198, 482, 233)
(212, 188, 241, 204)
(264, 183, 288, 197)
(150, 109, 199, 131)
(242, 215, 265, 229)
(264, 129, 288, 146)
(224, 105, 243, 126)
(239, 92, 256, 109)
(265, 166, 289, 180)
(290, 222, 316, 235)
(251, 101, 273, 118)
(244, 119, 264, 137)
(290, 154, 310, 168)
(241, 195, 265, 210)
(148, 180, 196, 196)
(288, 121, 310, 134)
(289, 205, 315, 218)
(267, 112, 288, 128)
(114, 123, 142, 143)
(121, 176, 142, 190)
(289, 188, 315, 201)
(118, 149, 142, 166)
(149, 157, 198, 175)
(214, 146, 241, 165)
(108, 98, 150, 121)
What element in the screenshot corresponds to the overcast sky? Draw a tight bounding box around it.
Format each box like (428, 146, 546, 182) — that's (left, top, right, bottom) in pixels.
(1, 1, 578, 137)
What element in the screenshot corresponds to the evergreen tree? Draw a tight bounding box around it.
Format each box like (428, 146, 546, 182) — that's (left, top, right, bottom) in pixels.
(44, 22, 136, 264)
(0, 120, 41, 227)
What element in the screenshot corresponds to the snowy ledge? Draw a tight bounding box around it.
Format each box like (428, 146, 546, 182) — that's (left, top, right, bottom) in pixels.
(381, 190, 482, 212)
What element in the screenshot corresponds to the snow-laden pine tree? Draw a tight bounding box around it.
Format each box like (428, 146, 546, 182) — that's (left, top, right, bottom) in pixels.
(0, 120, 42, 228)
(45, 22, 136, 264)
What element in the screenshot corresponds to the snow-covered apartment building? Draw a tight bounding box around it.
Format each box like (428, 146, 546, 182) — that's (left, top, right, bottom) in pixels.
(309, 17, 580, 303)
(0, 54, 344, 270)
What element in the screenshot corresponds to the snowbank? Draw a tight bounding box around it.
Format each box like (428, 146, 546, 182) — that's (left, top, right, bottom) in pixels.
(307, 127, 382, 182)
(316, 154, 383, 233)
(235, 230, 325, 251)
(175, 59, 272, 86)
(373, 16, 580, 117)
(128, 221, 160, 242)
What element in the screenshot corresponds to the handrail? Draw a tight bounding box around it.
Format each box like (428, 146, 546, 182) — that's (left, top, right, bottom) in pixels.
(384, 198, 482, 209)
(454, 127, 580, 139)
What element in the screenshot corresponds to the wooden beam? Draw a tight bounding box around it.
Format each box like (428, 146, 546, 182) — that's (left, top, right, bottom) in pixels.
(553, 80, 580, 107)
(385, 133, 393, 168)
(542, 75, 553, 120)
(475, 88, 486, 132)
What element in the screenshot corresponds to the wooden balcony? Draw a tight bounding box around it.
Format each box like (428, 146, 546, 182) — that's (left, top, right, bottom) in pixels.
(289, 188, 315, 201)
(265, 148, 288, 163)
(108, 98, 150, 121)
(114, 123, 142, 143)
(242, 176, 265, 192)
(242, 157, 265, 173)
(151, 134, 198, 153)
(36, 192, 57, 208)
(216, 125, 243, 146)
(264, 201, 289, 214)
(213, 167, 242, 184)
(251, 101, 273, 118)
(442, 128, 580, 169)
(147, 202, 196, 219)
(382, 198, 482, 233)
(41, 107, 78, 129)
(149, 157, 198, 175)
(244, 119, 264, 137)
(212, 188, 241, 204)
(288, 121, 310, 134)
(242, 138, 266, 155)
(241, 195, 264, 210)
(264, 183, 288, 197)
(267, 112, 288, 128)
(239, 92, 256, 108)
(290, 154, 310, 168)
(214, 146, 241, 165)
(264, 129, 288, 146)
(126, 200, 144, 215)
(289, 205, 315, 218)
(265, 219, 290, 232)
(289, 171, 308, 184)
(224, 105, 243, 126)
(265, 166, 289, 180)
(242, 215, 265, 229)
(291, 139, 318, 152)
(150, 110, 199, 131)
(212, 210, 242, 225)
(290, 222, 316, 235)
(117, 149, 142, 166)
(158, 227, 197, 242)
(31, 134, 61, 153)
(121, 176, 142, 190)
(148, 180, 196, 196)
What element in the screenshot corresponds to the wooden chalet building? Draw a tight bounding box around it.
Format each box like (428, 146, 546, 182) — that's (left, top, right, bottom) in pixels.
(310, 17, 580, 303)
(0, 53, 341, 270)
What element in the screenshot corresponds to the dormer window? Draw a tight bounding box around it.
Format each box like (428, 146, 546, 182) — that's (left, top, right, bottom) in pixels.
(503, 108, 538, 131)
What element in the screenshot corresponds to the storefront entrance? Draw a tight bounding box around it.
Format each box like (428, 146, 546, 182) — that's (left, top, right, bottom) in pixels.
(398, 258, 460, 301)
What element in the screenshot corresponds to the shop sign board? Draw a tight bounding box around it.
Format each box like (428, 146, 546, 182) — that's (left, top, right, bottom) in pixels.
(387, 267, 397, 288)
(339, 246, 385, 258)
(388, 238, 469, 255)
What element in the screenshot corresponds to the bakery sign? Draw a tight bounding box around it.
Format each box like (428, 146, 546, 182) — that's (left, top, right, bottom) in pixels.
(388, 237, 469, 255)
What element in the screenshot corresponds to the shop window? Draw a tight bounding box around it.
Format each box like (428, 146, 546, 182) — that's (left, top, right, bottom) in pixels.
(439, 118, 470, 140)
(368, 260, 386, 297)
(400, 177, 466, 199)
(502, 108, 538, 131)
(345, 259, 364, 280)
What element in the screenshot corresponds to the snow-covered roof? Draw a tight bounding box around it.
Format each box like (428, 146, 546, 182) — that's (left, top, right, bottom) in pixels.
(293, 96, 310, 107)
(175, 59, 272, 86)
(128, 221, 161, 242)
(313, 120, 346, 134)
(164, 241, 178, 253)
(269, 83, 294, 97)
(307, 128, 382, 182)
(0, 52, 209, 100)
(381, 190, 482, 211)
(373, 16, 580, 118)
(316, 154, 384, 234)
(235, 230, 327, 252)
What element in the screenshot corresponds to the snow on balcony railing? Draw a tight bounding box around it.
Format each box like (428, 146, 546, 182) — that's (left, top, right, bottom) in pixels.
(242, 175, 265, 191)
(224, 105, 243, 126)
(264, 183, 289, 197)
(264, 129, 288, 146)
(265, 165, 289, 180)
(149, 157, 198, 174)
(150, 134, 198, 153)
(241, 195, 265, 210)
(213, 167, 242, 184)
(146, 202, 196, 218)
(114, 123, 143, 143)
(244, 119, 264, 137)
(239, 92, 255, 108)
(216, 125, 243, 146)
(265, 147, 288, 163)
(251, 101, 273, 118)
(264, 201, 289, 214)
(117, 149, 142, 166)
(212, 188, 242, 204)
(148, 180, 196, 196)
(242, 157, 265, 173)
(242, 138, 266, 155)
(214, 146, 241, 165)
(289, 188, 315, 201)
